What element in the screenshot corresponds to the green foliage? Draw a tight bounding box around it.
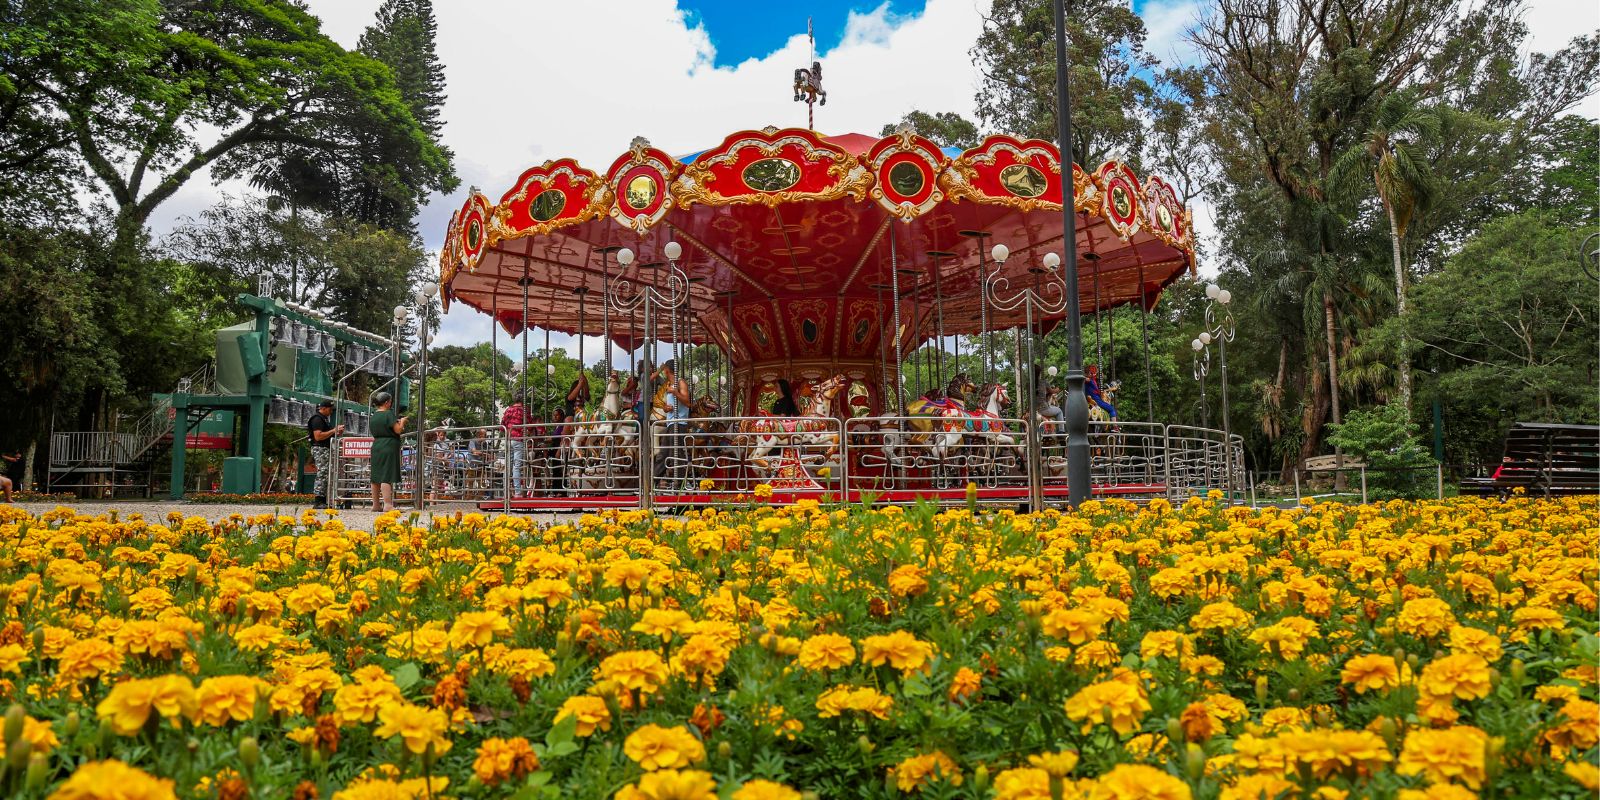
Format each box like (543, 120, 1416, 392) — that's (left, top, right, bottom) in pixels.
(1327, 405, 1437, 498)
(970, 0, 1156, 164)
(879, 111, 981, 149)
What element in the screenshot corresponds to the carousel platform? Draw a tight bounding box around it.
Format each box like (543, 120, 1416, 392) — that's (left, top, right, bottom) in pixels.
(475, 482, 1169, 513)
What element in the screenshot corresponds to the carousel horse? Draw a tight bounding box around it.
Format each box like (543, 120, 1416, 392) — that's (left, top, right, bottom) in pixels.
(792, 61, 827, 106)
(967, 382, 1026, 468)
(566, 372, 636, 492)
(740, 374, 848, 474)
(682, 396, 732, 485)
(1088, 380, 1121, 424)
(886, 373, 976, 463)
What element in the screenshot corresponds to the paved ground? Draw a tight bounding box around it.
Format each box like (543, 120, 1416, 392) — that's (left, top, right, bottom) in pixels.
(4, 500, 588, 529)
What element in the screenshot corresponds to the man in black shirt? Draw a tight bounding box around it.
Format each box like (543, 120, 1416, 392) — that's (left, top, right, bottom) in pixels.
(307, 400, 344, 508)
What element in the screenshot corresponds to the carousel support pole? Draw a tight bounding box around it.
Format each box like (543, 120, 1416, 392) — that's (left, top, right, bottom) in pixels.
(639, 293, 654, 512)
(889, 229, 905, 416)
(1054, 0, 1091, 507)
(1139, 269, 1153, 421)
(1023, 291, 1043, 510)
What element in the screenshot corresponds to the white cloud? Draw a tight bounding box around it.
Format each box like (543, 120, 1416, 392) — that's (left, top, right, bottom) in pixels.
(1139, 0, 1204, 66)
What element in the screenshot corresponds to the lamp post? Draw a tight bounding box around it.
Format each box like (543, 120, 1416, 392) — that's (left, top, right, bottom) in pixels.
(1050, 0, 1090, 507)
(412, 281, 439, 510)
(1190, 336, 1210, 429)
(1198, 282, 1236, 495)
(986, 244, 1069, 510)
(608, 241, 690, 511)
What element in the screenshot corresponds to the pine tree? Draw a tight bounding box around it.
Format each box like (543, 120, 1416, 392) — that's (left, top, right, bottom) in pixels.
(359, 0, 446, 139)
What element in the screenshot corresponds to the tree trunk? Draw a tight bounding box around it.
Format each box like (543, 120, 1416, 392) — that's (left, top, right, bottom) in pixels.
(1387, 202, 1411, 412)
(1323, 288, 1347, 490)
(21, 439, 36, 493)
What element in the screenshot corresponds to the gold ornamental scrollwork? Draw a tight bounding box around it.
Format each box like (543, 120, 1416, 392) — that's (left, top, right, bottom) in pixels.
(674, 133, 872, 210)
(491, 161, 613, 244)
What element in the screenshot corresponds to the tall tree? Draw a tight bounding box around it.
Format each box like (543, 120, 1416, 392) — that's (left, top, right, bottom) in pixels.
(1, 0, 455, 257)
(1330, 89, 1444, 411)
(971, 0, 1155, 164)
(880, 111, 981, 149)
(359, 0, 447, 139)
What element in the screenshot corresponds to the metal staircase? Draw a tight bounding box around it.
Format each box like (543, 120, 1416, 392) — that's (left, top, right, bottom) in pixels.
(48, 365, 216, 496)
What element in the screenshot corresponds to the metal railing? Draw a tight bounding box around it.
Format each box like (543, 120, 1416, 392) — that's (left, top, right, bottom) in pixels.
(330, 415, 1251, 511)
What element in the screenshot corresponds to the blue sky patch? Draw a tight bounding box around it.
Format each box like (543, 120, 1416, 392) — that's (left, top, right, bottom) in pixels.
(681, 0, 927, 66)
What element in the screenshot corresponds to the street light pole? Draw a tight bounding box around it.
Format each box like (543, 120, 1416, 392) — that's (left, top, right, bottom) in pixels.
(986, 246, 1068, 511)
(1197, 282, 1236, 495)
(1191, 338, 1210, 429)
(1051, 0, 1090, 507)
(413, 281, 439, 511)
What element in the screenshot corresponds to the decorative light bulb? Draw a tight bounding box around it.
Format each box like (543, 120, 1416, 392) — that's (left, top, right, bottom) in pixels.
(392, 305, 409, 321)
(1191, 338, 1204, 351)
(1218, 289, 1232, 305)
(1199, 331, 1213, 345)
(1205, 283, 1221, 300)
(546, 364, 556, 376)
(663, 241, 682, 260)
(421, 281, 439, 299)
(617, 248, 635, 266)
(1042, 252, 1061, 269)
(1046, 365, 1059, 377)
(990, 243, 1010, 263)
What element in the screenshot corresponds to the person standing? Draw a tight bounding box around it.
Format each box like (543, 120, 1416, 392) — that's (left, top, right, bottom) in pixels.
(306, 400, 345, 508)
(369, 391, 406, 511)
(501, 391, 528, 499)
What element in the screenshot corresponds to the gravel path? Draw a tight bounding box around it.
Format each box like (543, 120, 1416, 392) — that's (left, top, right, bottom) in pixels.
(3, 500, 588, 529)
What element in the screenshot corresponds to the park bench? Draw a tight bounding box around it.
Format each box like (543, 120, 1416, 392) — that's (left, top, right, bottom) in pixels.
(1461, 422, 1599, 498)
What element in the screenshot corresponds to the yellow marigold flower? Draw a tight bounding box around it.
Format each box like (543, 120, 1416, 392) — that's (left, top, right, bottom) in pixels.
(0, 644, 30, 674)
(448, 610, 510, 650)
(753, 483, 774, 499)
(493, 648, 556, 681)
(332, 680, 404, 725)
(624, 724, 707, 771)
(992, 767, 1051, 799)
(890, 751, 962, 791)
(522, 578, 573, 606)
(1140, 631, 1193, 660)
(554, 695, 612, 737)
(1093, 763, 1191, 800)
(796, 633, 856, 671)
(598, 650, 670, 694)
(1340, 654, 1401, 694)
(1512, 605, 1566, 631)
(616, 769, 718, 800)
(58, 638, 122, 682)
(1565, 760, 1600, 791)
(1419, 653, 1492, 702)
(2, 715, 60, 755)
(1395, 597, 1456, 639)
(96, 675, 196, 736)
(948, 666, 982, 703)
(1543, 698, 1600, 755)
(1027, 750, 1079, 777)
(633, 609, 695, 641)
(670, 634, 731, 686)
(1396, 725, 1489, 789)
(1222, 775, 1297, 800)
(604, 559, 658, 591)
(1063, 679, 1150, 735)
(1446, 626, 1502, 662)
(1041, 607, 1106, 644)
(194, 675, 261, 726)
(730, 780, 802, 800)
(472, 736, 539, 786)
(887, 564, 929, 597)
(1190, 601, 1253, 633)
(1396, 784, 1480, 800)
(815, 685, 894, 720)
(46, 759, 176, 800)
(860, 630, 935, 674)
(373, 702, 453, 756)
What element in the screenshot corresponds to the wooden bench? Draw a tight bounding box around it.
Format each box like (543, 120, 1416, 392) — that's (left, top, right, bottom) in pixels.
(1461, 422, 1600, 498)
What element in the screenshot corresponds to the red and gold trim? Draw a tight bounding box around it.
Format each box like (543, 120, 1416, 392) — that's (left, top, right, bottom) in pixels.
(865, 127, 949, 222)
(1142, 175, 1187, 248)
(495, 158, 610, 240)
(456, 191, 495, 274)
(605, 137, 681, 235)
(1094, 162, 1143, 241)
(942, 135, 1062, 212)
(675, 127, 870, 209)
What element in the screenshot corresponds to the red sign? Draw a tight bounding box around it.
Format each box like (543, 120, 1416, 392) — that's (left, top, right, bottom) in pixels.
(340, 438, 373, 459)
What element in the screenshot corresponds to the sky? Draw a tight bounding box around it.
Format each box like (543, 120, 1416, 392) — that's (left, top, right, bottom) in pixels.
(144, 0, 1600, 360)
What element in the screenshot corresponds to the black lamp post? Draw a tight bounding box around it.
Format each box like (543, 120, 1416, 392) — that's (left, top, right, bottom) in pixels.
(1052, 0, 1090, 506)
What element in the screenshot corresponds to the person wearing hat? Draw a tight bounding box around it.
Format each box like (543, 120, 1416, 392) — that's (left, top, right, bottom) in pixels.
(306, 400, 345, 508)
(370, 391, 407, 511)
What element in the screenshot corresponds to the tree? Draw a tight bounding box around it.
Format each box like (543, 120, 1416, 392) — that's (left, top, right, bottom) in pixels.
(971, 0, 1156, 164)
(2, 0, 455, 256)
(163, 196, 432, 335)
(359, 0, 446, 140)
(880, 111, 981, 149)
(1403, 212, 1598, 429)
(1326, 405, 1436, 499)
(1331, 90, 1443, 412)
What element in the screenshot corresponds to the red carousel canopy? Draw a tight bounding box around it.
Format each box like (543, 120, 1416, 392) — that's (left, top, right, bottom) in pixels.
(439, 127, 1195, 367)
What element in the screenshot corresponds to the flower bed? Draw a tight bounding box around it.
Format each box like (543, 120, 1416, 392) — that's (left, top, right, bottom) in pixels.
(0, 497, 1594, 799)
(183, 493, 316, 506)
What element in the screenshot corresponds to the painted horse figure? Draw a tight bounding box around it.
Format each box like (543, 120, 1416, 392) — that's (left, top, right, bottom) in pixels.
(792, 61, 827, 106)
(740, 374, 848, 478)
(566, 372, 636, 492)
(895, 373, 977, 464)
(966, 382, 1026, 474)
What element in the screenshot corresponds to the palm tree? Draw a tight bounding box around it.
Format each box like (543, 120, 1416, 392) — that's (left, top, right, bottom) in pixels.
(1332, 90, 1442, 412)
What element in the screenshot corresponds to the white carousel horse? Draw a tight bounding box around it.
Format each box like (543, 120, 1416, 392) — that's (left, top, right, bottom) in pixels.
(968, 382, 1026, 468)
(566, 372, 636, 492)
(740, 374, 848, 475)
(880, 374, 976, 467)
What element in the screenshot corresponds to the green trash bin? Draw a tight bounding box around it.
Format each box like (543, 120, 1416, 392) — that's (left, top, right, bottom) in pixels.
(222, 457, 257, 494)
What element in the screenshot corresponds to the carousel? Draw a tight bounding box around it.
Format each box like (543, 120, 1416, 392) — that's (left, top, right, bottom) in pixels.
(430, 123, 1240, 511)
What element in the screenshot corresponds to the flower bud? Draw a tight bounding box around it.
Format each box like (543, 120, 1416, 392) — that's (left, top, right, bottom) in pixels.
(240, 736, 260, 769)
(1488, 668, 1500, 690)
(1378, 717, 1397, 746)
(857, 734, 875, 755)
(1254, 676, 1269, 703)
(1166, 718, 1185, 747)
(30, 629, 43, 652)
(1185, 743, 1206, 781)
(717, 740, 732, 759)
(1286, 688, 1301, 703)
(64, 711, 80, 740)
(7, 738, 29, 772)
(1510, 658, 1526, 684)
(25, 752, 46, 791)
(3, 705, 24, 747)
(972, 764, 990, 792)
